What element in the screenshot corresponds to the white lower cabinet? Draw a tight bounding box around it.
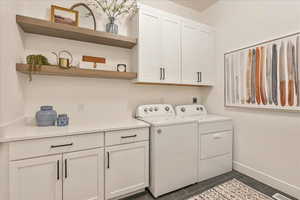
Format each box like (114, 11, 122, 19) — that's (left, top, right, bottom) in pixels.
(63, 149, 104, 200)
(10, 148, 105, 200)
(8, 129, 149, 200)
(10, 155, 63, 200)
(105, 142, 149, 200)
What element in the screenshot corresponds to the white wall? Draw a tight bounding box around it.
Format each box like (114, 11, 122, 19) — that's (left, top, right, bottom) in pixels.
(199, 0, 300, 198)
(0, 0, 205, 125)
(0, 0, 25, 126)
(0, 1, 4, 125)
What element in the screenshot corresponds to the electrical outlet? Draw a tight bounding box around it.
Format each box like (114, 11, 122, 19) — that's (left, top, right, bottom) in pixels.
(192, 97, 198, 104)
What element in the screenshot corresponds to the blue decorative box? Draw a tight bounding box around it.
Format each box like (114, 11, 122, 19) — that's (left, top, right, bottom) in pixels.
(57, 114, 69, 127)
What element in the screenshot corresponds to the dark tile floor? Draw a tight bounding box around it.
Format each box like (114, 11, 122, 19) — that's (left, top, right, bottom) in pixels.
(122, 170, 298, 200)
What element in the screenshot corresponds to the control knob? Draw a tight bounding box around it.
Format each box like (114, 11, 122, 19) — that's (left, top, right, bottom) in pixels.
(165, 106, 170, 111)
(197, 107, 203, 111)
(181, 107, 186, 112)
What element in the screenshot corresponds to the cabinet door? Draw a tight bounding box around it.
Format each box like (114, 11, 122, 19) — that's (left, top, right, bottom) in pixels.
(161, 15, 181, 83)
(105, 142, 149, 199)
(181, 22, 201, 85)
(198, 28, 215, 85)
(10, 155, 62, 200)
(138, 10, 162, 82)
(63, 149, 104, 200)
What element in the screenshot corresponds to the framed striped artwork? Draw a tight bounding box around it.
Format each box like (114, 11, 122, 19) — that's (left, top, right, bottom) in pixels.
(224, 32, 300, 111)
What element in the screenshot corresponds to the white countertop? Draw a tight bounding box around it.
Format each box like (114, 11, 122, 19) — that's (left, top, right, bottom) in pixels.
(0, 118, 150, 143)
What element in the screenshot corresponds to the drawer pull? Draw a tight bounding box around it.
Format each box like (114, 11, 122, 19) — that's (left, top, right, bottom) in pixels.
(51, 143, 74, 148)
(121, 135, 137, 139)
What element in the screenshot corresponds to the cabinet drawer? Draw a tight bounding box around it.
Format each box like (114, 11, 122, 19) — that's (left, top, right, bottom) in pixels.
(72, 133, 104, 151)
(105, 128, 149, 146)
(200, 131, 232, 159)
(199, 121, 232, 134)
(9, 133, 104, 161)
(198, 153, 232, 182)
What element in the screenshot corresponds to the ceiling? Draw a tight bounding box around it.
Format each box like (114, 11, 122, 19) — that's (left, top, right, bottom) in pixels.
(172, 0, 218, 12)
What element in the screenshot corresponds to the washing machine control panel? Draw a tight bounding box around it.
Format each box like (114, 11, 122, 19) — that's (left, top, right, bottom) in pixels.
(136, 104, 175, 118)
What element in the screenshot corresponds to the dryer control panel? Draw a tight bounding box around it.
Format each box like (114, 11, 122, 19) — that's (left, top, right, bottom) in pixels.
(175, 105, 207, 117)
(136, 104, 175, 118)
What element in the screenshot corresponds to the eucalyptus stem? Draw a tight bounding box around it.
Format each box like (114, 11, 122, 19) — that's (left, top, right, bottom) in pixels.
(89, 0, 137, 19)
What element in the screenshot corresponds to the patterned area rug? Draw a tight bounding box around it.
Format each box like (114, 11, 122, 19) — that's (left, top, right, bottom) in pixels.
(187, 179, 273, 200)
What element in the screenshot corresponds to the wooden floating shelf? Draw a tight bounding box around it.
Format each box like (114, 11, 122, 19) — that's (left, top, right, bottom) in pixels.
(134, 82, 213, 87)
(16, 15, 137, 49)
(16, 64, 137, 80)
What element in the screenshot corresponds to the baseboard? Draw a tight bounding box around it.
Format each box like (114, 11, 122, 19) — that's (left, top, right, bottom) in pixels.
(111, 188, 146, 200)
(234, 161, 300, 199)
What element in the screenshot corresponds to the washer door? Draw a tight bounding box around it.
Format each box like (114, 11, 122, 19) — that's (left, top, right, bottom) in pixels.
(149, 122, 198, 198)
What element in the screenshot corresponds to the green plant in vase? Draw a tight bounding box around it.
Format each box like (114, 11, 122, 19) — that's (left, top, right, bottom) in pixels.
(88, 0, 137, 34)
(26, 55, 50, 81)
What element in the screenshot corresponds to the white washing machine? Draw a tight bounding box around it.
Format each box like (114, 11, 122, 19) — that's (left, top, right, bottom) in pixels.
(175, 104, 233, 182)
(136, 104, 198, 198)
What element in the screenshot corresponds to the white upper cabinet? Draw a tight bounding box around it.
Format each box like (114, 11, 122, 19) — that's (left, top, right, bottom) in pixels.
(63, 149, 104, 200)
(132, 4, 215, 86)
(161, 15, 181, 83)
(181, 21, 215, 85)
(10, 155, 62, 200)
(136, 8, 161, 82)
(132, 5, 181, 84)
(181, 22, 202, 85)
(198, 26, 215, 85)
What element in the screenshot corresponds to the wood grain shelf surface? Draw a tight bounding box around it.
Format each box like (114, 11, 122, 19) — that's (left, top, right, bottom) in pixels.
(16, 64, 137, 80)
(16, 15, 137, 49)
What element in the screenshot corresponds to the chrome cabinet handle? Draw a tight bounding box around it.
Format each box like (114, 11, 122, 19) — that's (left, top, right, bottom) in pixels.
(57, 160, 60, 180)
(51, 143, 73, 148)
(163, 68, 166, 80)
(197, 72, 200, 82)
(121, 134, 137, 139)
(160, 68, 163, 80)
